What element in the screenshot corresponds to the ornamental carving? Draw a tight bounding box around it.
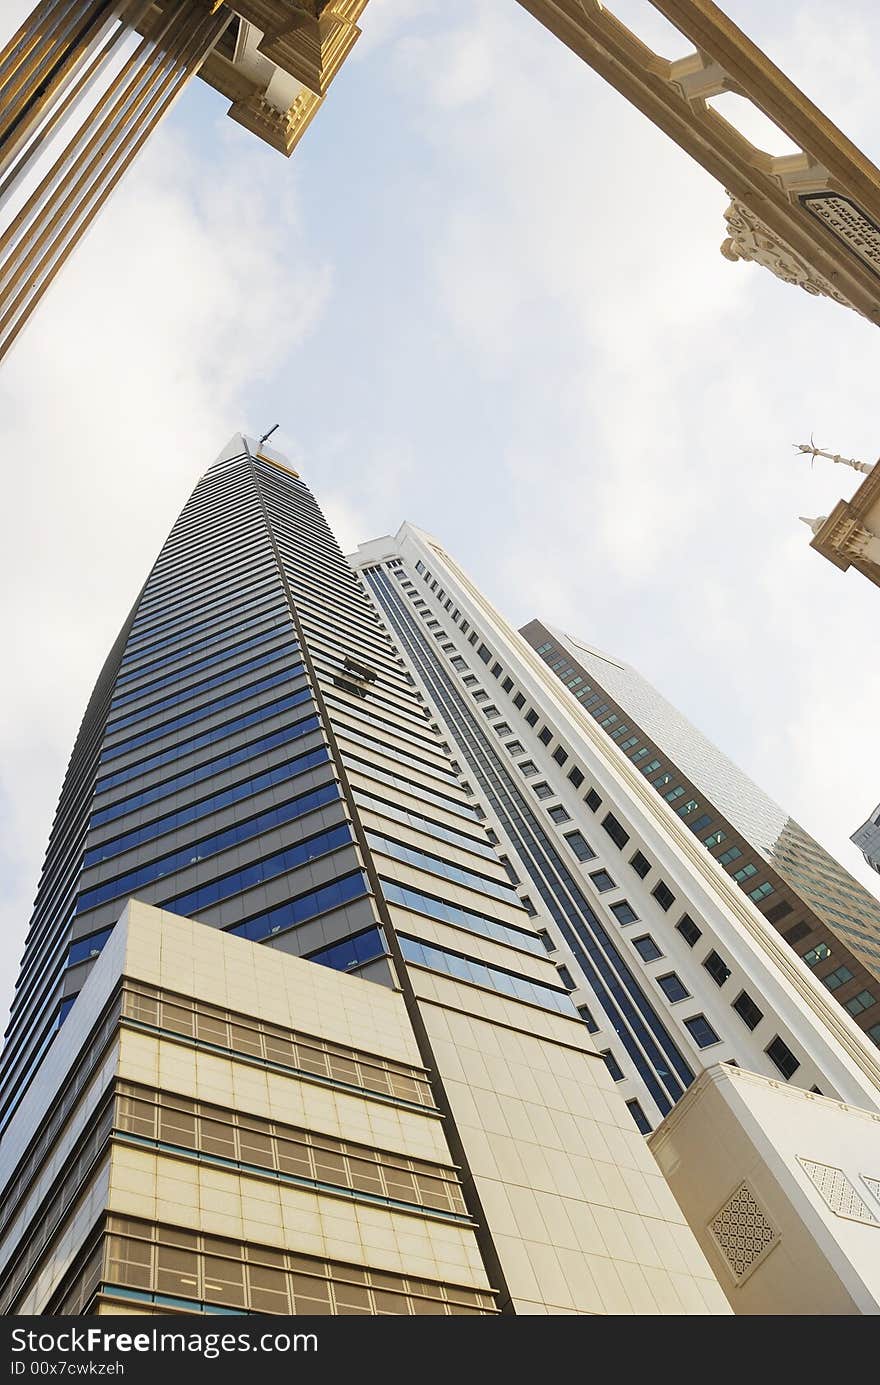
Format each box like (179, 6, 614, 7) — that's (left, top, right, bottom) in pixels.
(720, 196, 855, 310)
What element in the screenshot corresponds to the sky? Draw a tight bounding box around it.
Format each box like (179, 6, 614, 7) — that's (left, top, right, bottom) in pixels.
(2, 0, 880, 1028)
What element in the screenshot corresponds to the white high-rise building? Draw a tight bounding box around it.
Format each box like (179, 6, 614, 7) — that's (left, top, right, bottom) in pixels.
(349, 525, 880, 1137)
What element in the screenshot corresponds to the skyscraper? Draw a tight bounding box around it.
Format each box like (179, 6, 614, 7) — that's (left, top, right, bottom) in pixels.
(853, 805, 880, 877)
(0, 436, 730, 1316)
(521, 621, 880, 1035)
(349, 523, 880, 1138)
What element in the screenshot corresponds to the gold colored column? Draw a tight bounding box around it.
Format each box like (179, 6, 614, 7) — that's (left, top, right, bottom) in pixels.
(0, 0, 231, 362)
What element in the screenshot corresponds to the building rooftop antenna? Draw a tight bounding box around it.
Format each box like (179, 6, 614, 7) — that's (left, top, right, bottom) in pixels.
(257, 424, 280, 452)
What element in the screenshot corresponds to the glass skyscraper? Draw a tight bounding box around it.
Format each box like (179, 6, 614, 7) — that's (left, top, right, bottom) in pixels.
(0, 436, 729, 1316)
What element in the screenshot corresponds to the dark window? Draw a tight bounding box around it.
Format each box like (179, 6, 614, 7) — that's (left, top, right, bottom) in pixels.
(589, 869, 616, 893)
(766, 1036, 799, 1080)
(520, 896, 537, 917)
(552, 746, 568, 766)
(502, 677, 513, 693)
(518, 761, 538, 778)
(538, 727, 552, 745)
(532, 781, 553, 800)
(468, 632, 478, 646)
(601, 813, 629, 848)
(685, 1015, 720, 1049)
(491, 663, 502, 677)
(494, 722, 512, 737)
(585, 789, 602, 812)
(506, 740, 525, 755)
(652, 881, 675, 911)
(703, 950, 731, 987)
(477, 644, 491, 663)
(633, 935, 662, 962)
(525, 709, 539, 728)
(630, 851, 651, 879)
(548, 805, 570, 825)
(610, 900, 638, 926)
(564, 831, 595, 863)
(676, 914, 702, 947)
(783, 920, 810, 945)
(567, 766, 584, 789)
(578, 1004, 599, 1033)
(602, 1050, 624, 1082)
(537, 930, 555, 952)
(657, 973, 689, 1003)
(626, 1100, 652, 1135)
(557, 965, 575, 989)
(764, 900, 793, 925)
(732, 991, 763, 1030)
(513, 692, 525, 709)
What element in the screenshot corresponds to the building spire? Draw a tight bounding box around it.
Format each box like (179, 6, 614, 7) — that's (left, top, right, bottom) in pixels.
(794, 439, 875, 475)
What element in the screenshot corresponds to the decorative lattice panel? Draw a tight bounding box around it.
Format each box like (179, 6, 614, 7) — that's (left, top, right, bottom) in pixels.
(862, 1174, 880, 1206)
(707, 1181, 779, 1283)
(798, 1159, 878, 1225)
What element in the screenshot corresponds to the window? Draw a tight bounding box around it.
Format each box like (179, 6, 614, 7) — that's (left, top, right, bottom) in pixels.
(481, 705, 499, 718)
(589, 869, 617, 893)
(552, 746, 568, 766)
(578, 1004, 599, 1033)
(718, 845, 742, 867)
(548, 805, 570, 825)
(602, 1050, 624, 1082)
(748, 882, 774, 902)
(765, 900, 793, 925)
(525, 709, 539, 728)
(766, 1036, 799, 1080)
(610, 901, 638, 926)
(784, 920, 810, 945)
(676, 914, 702, 947)
(703, 829, 725, 848)
(803, 943, 831, 967)
(505, 740, 525, 755)
(491, 662, 502, 677)
(538, 727, 552, 745)
(532, 781, 553, 800)
(520, 896, 537, 917)
(703, 950, 731, 987)
(685, 1015, 720, 1048)
(473, 689, 488, 703)
(537, 930, 555, 952)
(462, 674, 477, 687)
(502, 677, 513, 693)
(868, 1023, 880, 1045)
(733, 862, 757, 882)
(822, 965, 853, 991)
(633, 935, 662, 962)
(845, 990, 876, 1016)
(664, 785, 685, 803)
(494, 722, 512, 737)
(460, 620, 469, 634)
(468, 632, 478, 646)
(565, 831, 595, 863)
(652, 881, 675, 911)
(626, 1100, 652, 1135)
(629, 851, 651, 879)
(513, 692, 525, 709)
(732, 991, 763, 1030)
(567, 767, 584, 789)
(657, 973, 689, 1003)
(585, 789, 602, 812)
(678, 800, 700, 818)
(518, 761, 538, 778)
(653, 772, 673, 789)
(557, 965, 575, 989)
(601, 813, 629, 849)
(477, 644, 491, 664)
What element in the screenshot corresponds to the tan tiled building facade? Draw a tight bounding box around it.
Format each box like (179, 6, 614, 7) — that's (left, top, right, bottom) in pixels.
(0, 902, 726, 1315)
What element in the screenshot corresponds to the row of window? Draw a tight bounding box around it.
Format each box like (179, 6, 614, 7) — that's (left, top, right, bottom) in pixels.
(382, 878, 545, 956)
